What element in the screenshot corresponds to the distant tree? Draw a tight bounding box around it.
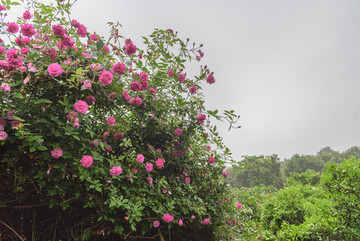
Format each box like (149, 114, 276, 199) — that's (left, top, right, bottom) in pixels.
(316, 146, 342, 164)
(228, 155, 282, 189)
(342, 146, 360, 160)
(284, 154, 324, 177)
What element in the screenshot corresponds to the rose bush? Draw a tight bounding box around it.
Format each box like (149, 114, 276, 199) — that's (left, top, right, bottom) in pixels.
(0, 0, 249, 240)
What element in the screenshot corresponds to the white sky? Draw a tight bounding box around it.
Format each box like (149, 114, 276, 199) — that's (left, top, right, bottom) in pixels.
(11, 0, 360, 160)
(74, 0, 360, 160)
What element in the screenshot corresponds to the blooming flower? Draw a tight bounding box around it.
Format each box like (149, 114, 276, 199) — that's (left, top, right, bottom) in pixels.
(177, 74, 186, 83)
(0, 131, 8, 141)
(258, 235, 262, 239)
(147, 177, 153, 185)
(162, 189, 167, 194)
(206, 74, 215, 84)
(113, 62, 126, 74)
(168, 70, 174, 77)
(185, 177, 191, 184)
(107, 116, 116, 126)
(174, 128, 183, 136)
(163, 214, 174, 223)
(23, 10, 31, 20)
(236, 203, 242, 209)
(110, 166, 122, 176)
(1, 83, 10, 92)
(51, 148, 63, 158)
(0, 5, 6, 11)
(136, 154, 144, 163)
(53, 25, 66, 37)
(145, 162, 153, 172)
(20, 23, 36, 37)
(179, 219, 183, 227)
(130, 97, 142, 106)
(139, 72, 148, 81)
(222, 170, 229, 176)
(122, 91, 131, 100)
(155, 158, 164, 168)
(6, 22, 19, 33)
(99, 70, 113, 86)
(189, 86, 197, 94)
(209, 156, 215, 164)
(47, 63, 64, 77)
(85, 95, 96, 104)
(153, 220, 160, 228)
(196, 114, 206, 125)
(80, 155, 93, 168)
(123, 39, 136, 55)
(203, 218, 210, 225)
(73, 100, 89, 114)
(77, 24, 87, 37)
(0, 118, 6, 128)
(114, 132, 124, 140)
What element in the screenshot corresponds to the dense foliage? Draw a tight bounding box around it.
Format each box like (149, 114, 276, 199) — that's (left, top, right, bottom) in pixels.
(0, 0, 246, 240)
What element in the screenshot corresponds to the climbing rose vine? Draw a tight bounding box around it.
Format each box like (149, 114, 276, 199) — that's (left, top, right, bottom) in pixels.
(0, 0, 247, 240)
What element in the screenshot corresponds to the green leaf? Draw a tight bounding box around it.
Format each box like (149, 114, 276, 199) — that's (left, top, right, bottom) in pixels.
(96, 40, 104, 51)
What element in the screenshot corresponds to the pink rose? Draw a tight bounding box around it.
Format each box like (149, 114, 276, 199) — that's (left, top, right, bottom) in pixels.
(99, 70, 113, 86)
(122, 91, 131, 101)
(73, 100, 89, 114)
(209, 156, 215, 164)
(0, 118, 6, 127)
(131, 168, 138, 173)
(153, 220, 160, 228)
(20, 23, 36, 37)
(51, 148, 63, 158)
(162, 189, 167, 194)
(130, 81, 142, 91)
(113, 62, 126, 74)
(163, 214, 174, 223)
(105, 145, 112, 152)
(61, 35, 75, 48)
(145, 162, 153, 172)
(185, 177, 190, 184)
(196, 114, 206, 125)
(147, 177, 153, 185)
(179, 219, 183, 227)
(189, 86, 197, 94)
(53, 25, 66, 37)
(110, 166, 122, 176)
(174, 128, 183, 136)
(85, 95, 96, 104)
(139, 72, 148, 81)
(114, 132, 124, 140)
(80, 155, 93, 168)
(11, 121, 21, 128)
(47, 63, 63, 77)
(236, 203, 242, 209)
(71, 19, 79, 27)
(203, 218, 210, 225)
(155, 158, 164, 168)
(136, 154, 144, 163)
(130, 97, 142, 106)
(0, 131, 8, 141)
(258, 235, 262, 239)
(1, 83, 10, 92)
(0, 46, 4, 54)
(6, 22, 19, 33)
(168, 70, 174, 77)
(46, 49, 57, 60)
(77, 24, 87, 37)
(0, 5, 6, 11)
(177, 74, 186, 83)
(23, 10, 31, 20)
(206, 74, 215, 84)
(222, 170, 229, 176)
(107, 116, 116, 126)
(20, 48, 29, 55)
(123, 39, 136, 55)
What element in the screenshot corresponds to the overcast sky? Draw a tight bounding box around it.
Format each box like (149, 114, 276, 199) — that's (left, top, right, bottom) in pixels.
(68, 0, 360, 161)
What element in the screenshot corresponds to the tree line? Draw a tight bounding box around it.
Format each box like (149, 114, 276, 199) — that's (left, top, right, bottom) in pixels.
(227, 146, 360, 189)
